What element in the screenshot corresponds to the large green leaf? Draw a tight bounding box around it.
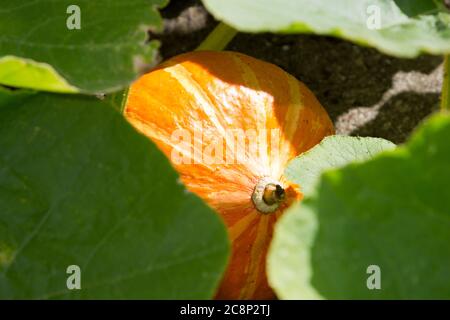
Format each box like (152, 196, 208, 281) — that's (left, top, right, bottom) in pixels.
(202, 0, 450, 57)
(0, 0, 166, 93)
(268, 113, 450, 299)
(0, 91, 229, 299)
(285, 136, 396, 196)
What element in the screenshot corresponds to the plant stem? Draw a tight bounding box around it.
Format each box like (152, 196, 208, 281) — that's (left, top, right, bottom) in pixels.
(196, 22, 238, 51)
(441, 55, 450, 112)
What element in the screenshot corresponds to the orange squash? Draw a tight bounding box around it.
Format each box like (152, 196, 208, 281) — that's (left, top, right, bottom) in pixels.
(124, 51, 334, 299)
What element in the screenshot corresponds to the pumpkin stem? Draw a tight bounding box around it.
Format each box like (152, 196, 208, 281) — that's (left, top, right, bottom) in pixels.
(252, 177, 286, 214)
(263, 183, 286, 205)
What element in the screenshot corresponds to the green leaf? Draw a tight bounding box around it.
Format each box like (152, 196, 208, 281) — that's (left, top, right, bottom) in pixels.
(285, 136, 396, 196)
(268, 113, 450, 299)
(202, 0, 450, 57)
(0, 0, 167, 93)
(0, 86, 36, 109)
(0, 91, 229, 299)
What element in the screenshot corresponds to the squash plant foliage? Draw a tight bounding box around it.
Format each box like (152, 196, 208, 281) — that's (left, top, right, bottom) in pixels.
(0, 0, 450, 299)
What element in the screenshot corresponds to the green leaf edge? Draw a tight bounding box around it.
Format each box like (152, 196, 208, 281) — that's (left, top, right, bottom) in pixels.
(202, 1, 450, 58)
(267, 112, 450, 299)
(0, 56, 79, 93)
(0, 88, 231, 299)
(285, 135, 397, 197)
(0, 0, 170, 94)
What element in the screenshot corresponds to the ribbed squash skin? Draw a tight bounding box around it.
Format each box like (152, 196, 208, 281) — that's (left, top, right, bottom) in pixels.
(124, 51, 334, 299)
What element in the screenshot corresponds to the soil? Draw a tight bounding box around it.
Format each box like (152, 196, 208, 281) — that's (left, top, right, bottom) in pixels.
(151, 0, 444, 144)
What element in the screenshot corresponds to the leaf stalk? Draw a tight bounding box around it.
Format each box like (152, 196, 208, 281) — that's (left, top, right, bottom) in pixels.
(196, 22, 238, 51)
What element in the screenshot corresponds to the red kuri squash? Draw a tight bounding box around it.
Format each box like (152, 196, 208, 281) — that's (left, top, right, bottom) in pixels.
(124, 51, 334, 299)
